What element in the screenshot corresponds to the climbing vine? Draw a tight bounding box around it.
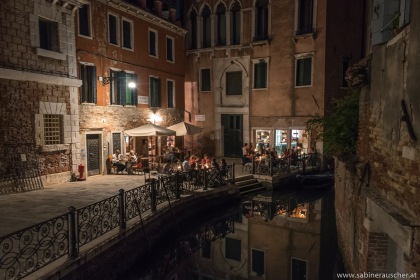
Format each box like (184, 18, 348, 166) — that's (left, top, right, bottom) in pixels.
(306, 90, 360, 159)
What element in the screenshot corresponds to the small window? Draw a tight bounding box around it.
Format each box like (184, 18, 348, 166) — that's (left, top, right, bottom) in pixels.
(166, 36, 174, 62)
(108, 14, 118, 45)
(226, 71, 242, 95)
(149, 30, 157, 57)
(167, 80, 175, 108)
(39, 18, 59, 52)
(252, 249, 265, 276)
(254, 60, 267, 89)
(225, 237, 241, 261)
(80, 64, 97, 103)
(78, 4, 91, 37)
(291, 258, 307, 280)
(295, 57, 312, 87)
(200, 69, 211, 92)
(44, 114, 63, 145)
(150, 76, 161, 108)
(122, 19, 133, 49)
(296, 0, 313, 35)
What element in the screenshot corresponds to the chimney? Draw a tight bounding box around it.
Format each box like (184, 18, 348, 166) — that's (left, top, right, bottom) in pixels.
(137, 0, 146, 9)
(154, 0, 162, 17)
(168, 7, 176, 23)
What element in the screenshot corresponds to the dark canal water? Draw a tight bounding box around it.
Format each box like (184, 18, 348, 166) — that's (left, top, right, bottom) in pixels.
(118, 186, 344, 280)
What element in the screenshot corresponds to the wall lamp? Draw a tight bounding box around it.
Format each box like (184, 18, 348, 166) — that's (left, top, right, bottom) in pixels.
(98, 76, 136, 88)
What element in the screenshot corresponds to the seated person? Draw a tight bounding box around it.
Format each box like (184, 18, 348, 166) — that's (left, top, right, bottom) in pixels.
(182, 156, 191, 172)
(112, 150, 126, 172)
(189, 155, 199, 169)
(166, 148, 176, 162)
(201, 154, 211, 168)
(162, 159, 173, 174)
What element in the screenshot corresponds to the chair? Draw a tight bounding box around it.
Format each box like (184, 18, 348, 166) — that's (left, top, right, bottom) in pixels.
(132, 163, 144, 175)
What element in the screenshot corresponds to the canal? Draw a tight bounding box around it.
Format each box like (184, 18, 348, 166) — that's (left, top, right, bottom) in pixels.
(118, 186, 343, 280)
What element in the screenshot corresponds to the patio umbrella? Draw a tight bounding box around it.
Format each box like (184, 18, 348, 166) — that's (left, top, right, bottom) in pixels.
(167, 122, 202, 155)
(167, 121, 202, 136)
(124, 123, 176, 137)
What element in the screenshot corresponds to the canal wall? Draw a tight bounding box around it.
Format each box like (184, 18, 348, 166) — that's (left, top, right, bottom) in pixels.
(32, 185, 240, 280)
(335, 1, 420, 275)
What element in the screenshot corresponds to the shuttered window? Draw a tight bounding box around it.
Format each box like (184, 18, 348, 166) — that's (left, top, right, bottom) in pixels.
(226, 71, 242, 95)
(296, 57, 312, 86)
(150, 77, 161, 108)
(225, 237, 241, 261)
(254, 61, 267, 89)
(80, 64, 97, 103)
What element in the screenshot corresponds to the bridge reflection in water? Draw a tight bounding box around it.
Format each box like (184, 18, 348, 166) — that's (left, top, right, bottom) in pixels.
(122, 186, 341, 280)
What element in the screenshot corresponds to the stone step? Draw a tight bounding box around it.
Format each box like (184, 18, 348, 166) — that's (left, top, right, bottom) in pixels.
(240, 185, 267, 196)
(235, 178, 259, 187)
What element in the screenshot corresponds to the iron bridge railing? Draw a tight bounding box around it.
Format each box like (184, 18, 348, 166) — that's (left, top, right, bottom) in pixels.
(0, 164, 235, 280)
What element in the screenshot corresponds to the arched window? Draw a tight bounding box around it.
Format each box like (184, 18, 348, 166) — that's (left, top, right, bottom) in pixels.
(255, 0, 268, 41)
(216, 4, 226, 46)
(230, 1, 241, 45)
(190, 10, 197, 49)
(202, 6, 211, 48)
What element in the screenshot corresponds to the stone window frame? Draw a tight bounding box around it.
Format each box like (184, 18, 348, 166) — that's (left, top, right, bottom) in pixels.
(294, 52, 314, 88)
(252, 0, 271, 42)
(252, 58, 269, 90)
(148, 28, 159, 58)
(250, 248, 265, 277)
(294, 0, 317, 37)
(35, 102, 71, 152)
(166, 35, 175, 63)
(30, 2, 67, 61)
(291, 257, 308, 278)
(78, 2, 92, 39)
(121, 17, 134, 51)
(167, 79, 175, 108)
(226, 71, 243, 95)
(108, 12, 120, 46)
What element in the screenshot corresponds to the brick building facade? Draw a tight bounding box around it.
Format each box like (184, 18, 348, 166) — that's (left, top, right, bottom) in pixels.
(335, 0, 420, 275)
(182, 0, 365, 158)
(75, 0, 186, 177)
(0, 0, 85, 189)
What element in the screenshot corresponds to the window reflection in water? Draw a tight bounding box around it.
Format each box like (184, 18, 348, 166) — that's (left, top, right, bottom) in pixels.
(122, 188, 334, 280)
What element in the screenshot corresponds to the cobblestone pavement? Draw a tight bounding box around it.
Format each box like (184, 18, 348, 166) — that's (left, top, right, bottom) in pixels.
(0, 158, 245, 237)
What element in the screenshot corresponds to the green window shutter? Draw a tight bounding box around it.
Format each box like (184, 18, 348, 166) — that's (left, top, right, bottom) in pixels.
(91, 66, 97, 104)
(119, 72, 126, 105)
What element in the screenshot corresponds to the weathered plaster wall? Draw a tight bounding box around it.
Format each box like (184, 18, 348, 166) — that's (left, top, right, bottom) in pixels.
(335, 0, 420, 274)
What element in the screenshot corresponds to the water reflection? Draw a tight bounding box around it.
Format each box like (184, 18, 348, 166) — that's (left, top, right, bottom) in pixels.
(122, 187, 335, 280)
